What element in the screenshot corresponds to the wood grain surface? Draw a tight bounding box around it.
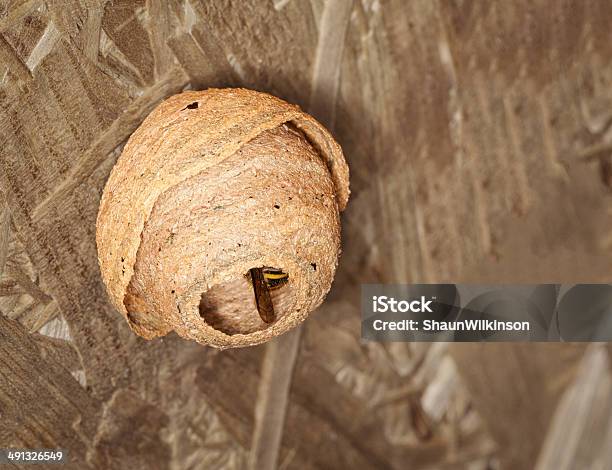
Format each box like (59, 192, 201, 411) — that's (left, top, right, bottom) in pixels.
(1, 1, 611, 469)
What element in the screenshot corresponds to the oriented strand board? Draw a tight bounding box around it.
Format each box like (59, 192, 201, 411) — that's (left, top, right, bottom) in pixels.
(1, 1, 611, 469)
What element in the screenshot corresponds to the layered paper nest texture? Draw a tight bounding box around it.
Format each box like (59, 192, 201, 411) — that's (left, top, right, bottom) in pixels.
(96, 88, 349, 348)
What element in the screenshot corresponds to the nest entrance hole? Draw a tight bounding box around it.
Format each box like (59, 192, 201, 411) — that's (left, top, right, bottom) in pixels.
(198, 267, 290, 335)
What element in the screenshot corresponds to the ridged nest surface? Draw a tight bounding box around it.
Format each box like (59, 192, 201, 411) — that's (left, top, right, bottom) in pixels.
(96, 88, 349, 348)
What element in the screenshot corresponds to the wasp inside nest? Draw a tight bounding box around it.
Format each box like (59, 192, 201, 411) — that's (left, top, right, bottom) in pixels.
(248, 267, 289, 324)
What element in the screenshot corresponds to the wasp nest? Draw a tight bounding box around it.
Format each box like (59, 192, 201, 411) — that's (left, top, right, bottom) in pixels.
(96, 89, 349, 348)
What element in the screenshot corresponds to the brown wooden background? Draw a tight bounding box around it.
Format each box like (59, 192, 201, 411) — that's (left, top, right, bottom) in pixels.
(1, 1, 612, 469)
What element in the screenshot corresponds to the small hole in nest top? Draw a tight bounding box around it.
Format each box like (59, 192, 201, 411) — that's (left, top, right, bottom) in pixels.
(183, 102, 199, 110)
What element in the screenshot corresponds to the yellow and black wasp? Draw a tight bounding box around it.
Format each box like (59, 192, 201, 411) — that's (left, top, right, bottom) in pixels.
(248, 267, 289, 324)
(261, 267, 289, 290)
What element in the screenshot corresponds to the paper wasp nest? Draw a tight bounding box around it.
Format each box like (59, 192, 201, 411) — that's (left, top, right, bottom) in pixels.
(96, 89, 349, 348)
